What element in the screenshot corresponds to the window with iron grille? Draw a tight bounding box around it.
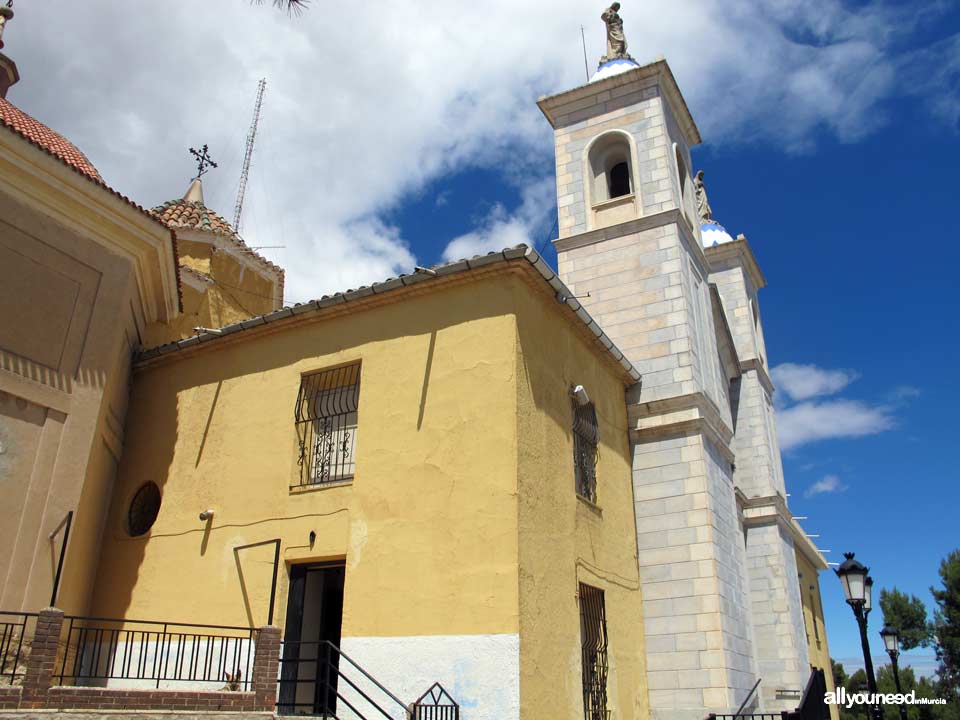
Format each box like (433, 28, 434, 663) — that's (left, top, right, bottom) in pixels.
(572, 400, 599, 503)
(294, 362, 361, 487)
(579, 583, 609, 720)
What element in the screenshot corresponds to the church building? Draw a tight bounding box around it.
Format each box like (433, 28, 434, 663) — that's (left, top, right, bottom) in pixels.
(0, 5, 835, 720)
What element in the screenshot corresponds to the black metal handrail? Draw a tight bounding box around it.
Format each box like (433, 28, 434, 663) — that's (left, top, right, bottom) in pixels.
(787, 669, 829, 720)
(0, 612, 37, 685)
(278, 639, 409, 718)
(56, 614, 257, 690)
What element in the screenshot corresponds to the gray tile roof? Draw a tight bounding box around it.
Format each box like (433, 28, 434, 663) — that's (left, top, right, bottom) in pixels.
(136, 244, 641, 384)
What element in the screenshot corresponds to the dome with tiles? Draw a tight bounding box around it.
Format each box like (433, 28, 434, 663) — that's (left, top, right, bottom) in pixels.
(152, 179, 238, 237)
(700, 221, 735, 248)
(0, 98, 102, 181)
(590, 57, 641, 83)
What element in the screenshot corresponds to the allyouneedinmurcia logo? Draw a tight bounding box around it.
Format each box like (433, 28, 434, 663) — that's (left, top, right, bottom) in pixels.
(825, 686, 947, 708)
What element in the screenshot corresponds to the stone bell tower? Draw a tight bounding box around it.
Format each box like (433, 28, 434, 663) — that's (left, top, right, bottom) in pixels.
(537, 9, 759, 720)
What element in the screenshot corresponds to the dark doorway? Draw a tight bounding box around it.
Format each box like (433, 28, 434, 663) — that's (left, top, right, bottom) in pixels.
(278, 563, 345, 716)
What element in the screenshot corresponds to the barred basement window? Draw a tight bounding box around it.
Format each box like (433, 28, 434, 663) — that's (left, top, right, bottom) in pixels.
(572, 400, 599, 503)
(295, 362, 361, 487)
(579, 583, 609, 720)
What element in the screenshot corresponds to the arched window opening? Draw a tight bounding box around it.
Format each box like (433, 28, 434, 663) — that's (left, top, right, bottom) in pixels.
(608, 161, 630, 198)
(588, 133, 633, 205)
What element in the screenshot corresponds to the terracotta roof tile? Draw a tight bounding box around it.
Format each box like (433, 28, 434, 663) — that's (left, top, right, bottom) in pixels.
(153, 199, 236, 236)
(152, 198, 285, 295)
(0, 97, 102, 181)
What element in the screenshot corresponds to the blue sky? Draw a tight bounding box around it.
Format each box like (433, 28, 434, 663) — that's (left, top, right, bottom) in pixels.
(8, 0, 960, 679)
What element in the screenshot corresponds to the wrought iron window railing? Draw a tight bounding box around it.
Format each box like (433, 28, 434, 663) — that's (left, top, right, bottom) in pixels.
(572, 400, 599, 503)
(55, 615, 256, 689)
(579, 583, 608, 720)
(294, 363, 361, 488)
(0, 611, 36, 685)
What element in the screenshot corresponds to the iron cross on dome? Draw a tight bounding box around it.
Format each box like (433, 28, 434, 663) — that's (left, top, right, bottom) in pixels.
(189, 144, 218, 179)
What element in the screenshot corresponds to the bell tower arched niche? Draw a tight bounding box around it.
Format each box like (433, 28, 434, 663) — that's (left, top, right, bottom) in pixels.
(583, 129, 641, 231)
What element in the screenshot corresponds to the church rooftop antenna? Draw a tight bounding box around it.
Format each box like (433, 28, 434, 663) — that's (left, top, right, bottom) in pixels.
(233, 78, 267, 233)
(580, 25, 590, 82)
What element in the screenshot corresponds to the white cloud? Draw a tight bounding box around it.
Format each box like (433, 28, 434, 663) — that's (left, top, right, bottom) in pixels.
(771, 362, 858, 401)
(441, 177, 555, 261)
(803, 473, 847, 498)
(777, 399, 894, 450)
(4, 2, 957, 301)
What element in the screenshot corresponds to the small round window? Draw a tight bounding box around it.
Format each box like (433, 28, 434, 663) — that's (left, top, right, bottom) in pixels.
(128, 482, 161, 536)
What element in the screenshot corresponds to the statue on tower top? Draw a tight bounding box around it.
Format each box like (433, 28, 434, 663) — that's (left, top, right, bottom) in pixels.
(0, 2, 14, 51)
(694, 170, 713, 223)
(600, 3, 635, 65)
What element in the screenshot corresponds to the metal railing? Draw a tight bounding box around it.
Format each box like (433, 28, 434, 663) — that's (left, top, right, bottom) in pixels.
(56, 615, 256, 690)
(294, 363, 361, 488)
(278, 639, 409, 718)
(579, 583, 609, 720)
(788, 669, 829, 720)
(0, 612, 36, 685)
(413, 683, 459, 720)
(572, 400, 599, 503)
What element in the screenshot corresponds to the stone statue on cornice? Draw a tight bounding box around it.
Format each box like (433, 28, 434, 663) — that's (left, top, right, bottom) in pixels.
(0, 2, 13, 50)
(600, 3, 635, 64)
(695, 170, 713, 223)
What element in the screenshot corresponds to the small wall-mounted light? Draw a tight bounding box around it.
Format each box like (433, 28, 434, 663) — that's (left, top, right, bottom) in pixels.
(199, 509, 215, 522)
(309, 530, 316, 546)
(570, 385, 590, 407)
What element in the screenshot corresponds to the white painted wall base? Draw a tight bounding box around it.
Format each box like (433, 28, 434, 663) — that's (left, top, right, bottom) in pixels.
(339, 633, 520, 720)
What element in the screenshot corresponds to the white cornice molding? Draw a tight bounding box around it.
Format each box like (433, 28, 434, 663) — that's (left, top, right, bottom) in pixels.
(737, 489, 829, 570)
(0, 129, 180, 323)
(740, 358, 775, 397)
(704, 238, 767, 290)
(537, 59, 701, 147)
(628, 390, 735, 463)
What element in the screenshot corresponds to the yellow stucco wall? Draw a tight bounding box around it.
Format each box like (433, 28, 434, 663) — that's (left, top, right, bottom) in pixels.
(513, 277, 650, 720)
(0, 177, 171, 616)
(145, 235, 282, 347)
(91, 271, 521, 639)
(796, 551, 839, 720)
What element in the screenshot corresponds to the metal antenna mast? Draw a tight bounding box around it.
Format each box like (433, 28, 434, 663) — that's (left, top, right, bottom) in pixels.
(580, 26, 590, 81)
(233, 78, 267, 232)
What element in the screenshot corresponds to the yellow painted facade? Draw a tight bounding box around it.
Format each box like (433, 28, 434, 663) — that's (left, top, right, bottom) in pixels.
(145, 226, 284, 347)
(0, 125, 179, 617)
(514, 277, 650, 720)
(796, 550, 839, 720)
(88, 264, 649, 717)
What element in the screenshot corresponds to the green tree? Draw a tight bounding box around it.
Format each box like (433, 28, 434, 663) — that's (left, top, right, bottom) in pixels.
(834, 658, 850, 688)
(880, 587, 934, 650)
(931, 550, 960, 700)
(842, 668, 871, 720)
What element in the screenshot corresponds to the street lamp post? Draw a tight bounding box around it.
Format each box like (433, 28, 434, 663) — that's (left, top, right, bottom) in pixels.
(836, 552, 884, 720)
(880, 625, 909, 720)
